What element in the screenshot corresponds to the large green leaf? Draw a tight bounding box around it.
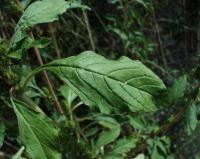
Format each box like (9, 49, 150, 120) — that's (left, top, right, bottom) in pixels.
(41, 51, 166, 113)
(0, 121, 5, 148)
(11, 99, 61, 159)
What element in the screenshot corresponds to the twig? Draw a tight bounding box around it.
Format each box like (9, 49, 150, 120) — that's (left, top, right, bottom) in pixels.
(82, 9, 96, 51)
(4, 141, 19, 151)
(150, 107, 186, 137)
(30, 33, 64, 114)
(48, 23, 61, 58)
(150, 0, 168, 69)
(15, 0, 64, 114)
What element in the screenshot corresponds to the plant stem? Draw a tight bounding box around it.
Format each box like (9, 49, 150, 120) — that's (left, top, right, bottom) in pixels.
(29, 33, 64, 114)
(82, 9, 96, 51)
(48, 23, 61, 59)
(15, 0, 64, 114)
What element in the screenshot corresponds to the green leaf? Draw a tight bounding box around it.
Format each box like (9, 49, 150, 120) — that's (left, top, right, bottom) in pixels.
(95, 117, 120, 149)
(168, 75, 187, 103)
(0, 121, 5, 148)
(12, 146, 25, 159)
(96, 127, 120, 149)
(8, 36, 50, 59)
(133, 154, 145, 159)
(9, 0, 89, 58)
(42, 51, 166, 114)
(31, 37, 50, 48)
(147, 137, 171, 159)
(16, 0, 88, 37)
(104, 154, 122, 159)
(111, 137, 137, 154)
(105, 137, 138, 158)
(186, 103, 198, 135)
(59, 85, 77, 108)
(9, 33, 32, 59)
(11, 99, 61, 159)
(128, 116, 146, 131)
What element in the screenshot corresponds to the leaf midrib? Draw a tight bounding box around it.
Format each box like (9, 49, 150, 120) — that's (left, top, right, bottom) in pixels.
(45, 64, 163, 95)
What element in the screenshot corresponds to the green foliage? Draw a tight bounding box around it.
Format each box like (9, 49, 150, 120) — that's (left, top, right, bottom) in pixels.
(9, 0, 89, 59)
(168, 75, 187, 104)
(186, 103, 198, 135)
(36, 52, 166, 113)
(147, 136, 172, 159)
(104, 137, 138, 159)
(11, 99, 62, 159)
(59, 85, 77, 109)
(0, 0, 199, 158)
(0, 121, 5, 148)
(95, 116, 120, 149)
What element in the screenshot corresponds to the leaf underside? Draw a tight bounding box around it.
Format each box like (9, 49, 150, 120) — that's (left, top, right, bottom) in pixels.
(44, 51, 166, 113)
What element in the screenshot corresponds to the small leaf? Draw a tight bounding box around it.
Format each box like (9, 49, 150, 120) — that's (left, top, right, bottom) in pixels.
(0, 121, 5, 148)
(104, 137, 138, 158)
(147, 137, 171, 159)
(133, 154, 145, 159)
(42, 51, 166, 114)
(186, 103, 198, 135)
(128, 116, 146, 131)
(96, 127, 120, 149)
(8, 37, 50, 59)
(11, 99, 61, 159)
(12, 146, 25, 159)
(111, 137, 138, 154)
(59, 85, 77, 108)
(168, 75, 187, 103)
(95, 117, 120, 149)
(31, 37, 50, 48)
